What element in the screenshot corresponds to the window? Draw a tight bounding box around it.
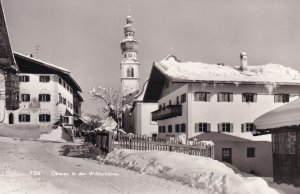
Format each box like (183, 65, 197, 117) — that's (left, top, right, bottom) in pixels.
(39, 75, 50, 82)
(127, 67, 134, 77)
(158, 126, 162, 133)
(218, 123, 233, 132)
(274, 93, 289, 103)
(59, 94, 62, 103)
(70, 103, 73, 109)
(70, 88, 73, 94)
(39, 94, 51, 102)
(181, 93, 186, 103)
(241, 123, 255, 132)
(181, 123, 186, 133)
(63, 98, 67, 105)
(168, 125, 172, 133)
(162, 126, 166, 133)
(39, 114, 51, 122)
(63, 82, 66, 88)
(194, 92, 210, 102)
(19, 75, 29, 82)
(62, 116, 69, 124)
(247, 147, 255, 158)
(175, 124, 180, 133)
(242, 93, 257, 103)
(20, 94, 30, 102)
(218, 92, 233, 102)
(176, 96, 180, 105)
(19, 114, 30, 122)
(59, 78, 62, 85)
(195, 123, 211, 132)
(169, 100, 172, 106)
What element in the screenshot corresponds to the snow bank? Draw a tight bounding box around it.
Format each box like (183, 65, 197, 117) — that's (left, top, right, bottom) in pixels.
(0, 171, 64, 194)
(158, 57, 300, 84)
(39, 127, 66, 142)
(105, 149, 279, 194)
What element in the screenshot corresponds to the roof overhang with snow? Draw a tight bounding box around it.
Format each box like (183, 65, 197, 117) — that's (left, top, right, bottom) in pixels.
(144, 55, 300, 102)
(14, 52, 82, 92)
(253, 98, 300, 135)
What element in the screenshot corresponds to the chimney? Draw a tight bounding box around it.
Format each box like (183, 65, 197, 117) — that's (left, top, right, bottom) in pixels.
(240, 52, 247, 70)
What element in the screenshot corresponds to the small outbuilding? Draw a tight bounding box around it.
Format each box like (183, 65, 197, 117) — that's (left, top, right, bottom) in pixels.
(254, 98, 300, 186)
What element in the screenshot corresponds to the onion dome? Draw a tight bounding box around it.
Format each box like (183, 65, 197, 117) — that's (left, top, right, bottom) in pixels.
(120, 39, 138, 53)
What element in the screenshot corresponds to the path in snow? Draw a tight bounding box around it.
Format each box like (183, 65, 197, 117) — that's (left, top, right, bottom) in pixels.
(0, 137, 202, 194)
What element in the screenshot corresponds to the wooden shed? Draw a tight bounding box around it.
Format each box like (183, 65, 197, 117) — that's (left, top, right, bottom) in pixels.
(254, 98, 300, 186)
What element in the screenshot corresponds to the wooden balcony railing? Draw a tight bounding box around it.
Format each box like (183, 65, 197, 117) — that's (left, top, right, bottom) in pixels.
(152, 105, 182, 121)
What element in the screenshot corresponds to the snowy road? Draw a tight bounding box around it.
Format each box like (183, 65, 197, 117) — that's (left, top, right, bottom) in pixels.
(0, 137, 202, 194)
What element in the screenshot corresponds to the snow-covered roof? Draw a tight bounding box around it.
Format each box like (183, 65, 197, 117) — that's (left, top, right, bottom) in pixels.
(14, 52, 82, 92)
(14, 52, 70, 73)
(254, 97, 300, 130)
(156, 56, 300, 85)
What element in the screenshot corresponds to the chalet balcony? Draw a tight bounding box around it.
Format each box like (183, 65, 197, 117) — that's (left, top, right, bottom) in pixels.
(152, 105, 182, 121)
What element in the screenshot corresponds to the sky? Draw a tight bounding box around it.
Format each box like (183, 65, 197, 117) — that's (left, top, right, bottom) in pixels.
(2, 0, 300, 114)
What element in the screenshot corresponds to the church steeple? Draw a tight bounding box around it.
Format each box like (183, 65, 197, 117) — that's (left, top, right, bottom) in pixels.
(120, 11, 139, 95)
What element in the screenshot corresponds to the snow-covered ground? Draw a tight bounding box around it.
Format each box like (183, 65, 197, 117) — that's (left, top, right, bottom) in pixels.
(39, 127, 66, 142)
(0, 136, 203, 194)
(105, 149, 300, 194)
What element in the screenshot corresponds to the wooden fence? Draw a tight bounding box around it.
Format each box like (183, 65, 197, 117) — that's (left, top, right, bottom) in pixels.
(115, 133, 214, 158)
(83, 131, 214, 158)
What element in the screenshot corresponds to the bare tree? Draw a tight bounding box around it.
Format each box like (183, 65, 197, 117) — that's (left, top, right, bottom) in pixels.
(90, 86, 132, 130)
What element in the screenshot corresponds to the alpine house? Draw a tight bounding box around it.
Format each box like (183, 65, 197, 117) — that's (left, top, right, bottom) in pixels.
(144, 53, 300, 176)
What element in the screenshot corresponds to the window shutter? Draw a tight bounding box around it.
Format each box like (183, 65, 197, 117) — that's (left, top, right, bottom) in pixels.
(274, 94, 278, 102)
(218, 93, 221, 102)
(242, 94, 246, 102)
(207, 93, 211, 102)
(47, 95, 51, 101)
(230, 123, 233, 132)
(195, 123, 199, 132)
(218, 123, 221, 132)
(47, 115, 51, 121)
(19, 115, 21, 122)
(194, 93, 198, 101)
(241, 124, 245, 132)
(207, 123, 211, 132)
(26, 115, 30, 122)
(229, 93, 233, 102)
(39, 94, 42, 101)
(39, 115, 42, 122)
(253, 94, 257, 102)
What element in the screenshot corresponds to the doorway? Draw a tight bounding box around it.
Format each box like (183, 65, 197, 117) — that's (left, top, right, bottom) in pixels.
(222, 148, 232, 164)
(9, 113, 14, 124)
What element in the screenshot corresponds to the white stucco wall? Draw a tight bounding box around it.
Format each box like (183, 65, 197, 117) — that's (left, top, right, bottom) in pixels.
(6, 73, 75, 125)
(133, 102, 158, 136)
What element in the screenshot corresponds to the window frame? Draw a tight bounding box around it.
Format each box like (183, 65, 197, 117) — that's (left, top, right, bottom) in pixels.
(168, 125, 172, 133)
(181, 93, 186, 103)
(247, 147, 255, 158)
(39, 114, 51, 122)
(274, 93, 289, 103)
(39, 75, 50, 83)
(39, 94, 51, 102)
(194, 92, 210, 102)
(19, 75, 30, 82)
(20, 94, 30, 102)
(218, 92, 233, 102)
(19, 114, 30, 122)
(242, 93, 257, 103)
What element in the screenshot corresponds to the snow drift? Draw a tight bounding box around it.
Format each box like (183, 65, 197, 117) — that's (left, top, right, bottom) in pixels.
(105, 149, 279, 194)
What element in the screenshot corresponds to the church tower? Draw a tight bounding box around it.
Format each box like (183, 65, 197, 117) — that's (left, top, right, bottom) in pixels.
(120, 12, 139, 96)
